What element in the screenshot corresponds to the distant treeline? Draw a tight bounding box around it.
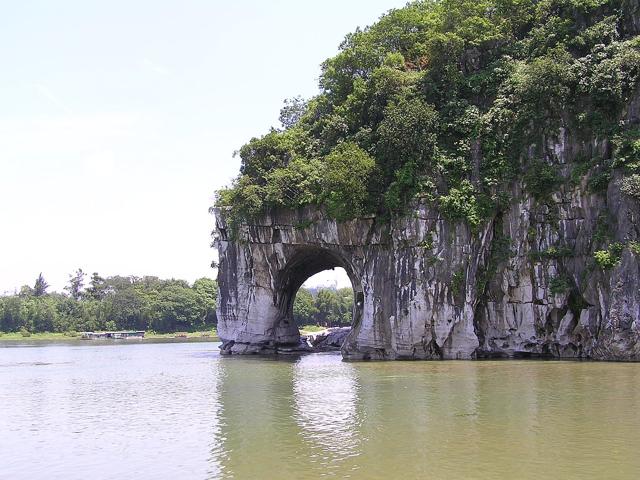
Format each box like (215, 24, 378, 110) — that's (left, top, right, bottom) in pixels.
(293, 287, 353, 327)
(0, 271, 354, 334)
(0, 271, 218, 334)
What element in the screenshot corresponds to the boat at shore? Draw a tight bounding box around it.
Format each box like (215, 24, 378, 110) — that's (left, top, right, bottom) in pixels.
(81, 331, 145, 340)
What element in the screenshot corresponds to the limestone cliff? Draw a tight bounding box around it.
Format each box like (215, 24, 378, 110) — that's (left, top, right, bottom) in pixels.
(214, 93, 640, 361)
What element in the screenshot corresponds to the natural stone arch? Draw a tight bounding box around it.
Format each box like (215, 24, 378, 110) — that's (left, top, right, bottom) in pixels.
(274, 246, 364, 337)
(214, 186, 640, 361)
(213, 205, 482, 360)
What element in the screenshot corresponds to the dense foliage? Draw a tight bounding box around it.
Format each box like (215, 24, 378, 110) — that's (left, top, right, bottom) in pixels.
(0, 272, 218, 334)
(293, 287, 354, 327)
(217, 0, 640, 231)
(1, 273, 352, 334)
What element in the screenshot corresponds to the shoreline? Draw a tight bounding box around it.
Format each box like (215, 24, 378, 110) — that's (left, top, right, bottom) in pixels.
(0, 331, 220, 343)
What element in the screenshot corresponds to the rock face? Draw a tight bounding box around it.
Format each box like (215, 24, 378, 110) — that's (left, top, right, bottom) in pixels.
(214, 102, 640, 361)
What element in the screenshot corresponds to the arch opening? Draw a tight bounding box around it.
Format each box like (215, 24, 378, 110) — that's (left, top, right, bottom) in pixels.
(275, 247, 363, 348)
(295, 268, 352, 328)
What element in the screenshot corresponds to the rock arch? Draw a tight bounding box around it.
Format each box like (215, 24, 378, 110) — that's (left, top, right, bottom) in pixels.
(213, 205, 482, 360)
(274, 247, 363, 335)
(214, 180, 640, 362)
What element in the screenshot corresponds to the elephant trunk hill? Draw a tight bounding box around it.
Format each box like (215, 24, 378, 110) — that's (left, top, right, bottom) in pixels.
(213, 1, 640, 360)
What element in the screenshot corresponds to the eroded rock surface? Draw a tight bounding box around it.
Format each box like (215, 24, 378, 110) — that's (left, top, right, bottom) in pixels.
(214, 100, 640, 361)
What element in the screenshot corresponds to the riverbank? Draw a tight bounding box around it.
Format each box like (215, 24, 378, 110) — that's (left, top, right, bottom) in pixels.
(299, 325, 328, 334)
(0, 330, 220, 342)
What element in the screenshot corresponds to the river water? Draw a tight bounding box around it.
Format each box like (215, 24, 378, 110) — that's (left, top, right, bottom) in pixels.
(1, 341, 639, 479)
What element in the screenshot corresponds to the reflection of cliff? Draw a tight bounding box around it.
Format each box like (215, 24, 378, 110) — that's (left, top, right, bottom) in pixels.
(349, 361, 482, 478)
(213, 357, 305, 478)
(292, 354, 361, 475)
(213, 354, 361, 478)
(204, 361, 225, 479)
(211, 356, 640, 478)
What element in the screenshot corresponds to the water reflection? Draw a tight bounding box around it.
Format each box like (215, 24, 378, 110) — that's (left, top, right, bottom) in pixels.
(293, 353, 361, 475)
(213, 353, 362, 479)
(206, 359, 226, 479)
(3, 343, 640, 480)
(348, 361, 484, 478)
(213, 358, 640, 480)
(214, 356, 302, 478)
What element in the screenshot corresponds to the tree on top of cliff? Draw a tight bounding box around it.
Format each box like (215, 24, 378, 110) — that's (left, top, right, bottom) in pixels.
(216, 0, 640, 232)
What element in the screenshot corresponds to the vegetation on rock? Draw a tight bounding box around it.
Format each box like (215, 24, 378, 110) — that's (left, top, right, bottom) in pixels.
(216, 0, 640, 232)
(593, 242, 625, 268)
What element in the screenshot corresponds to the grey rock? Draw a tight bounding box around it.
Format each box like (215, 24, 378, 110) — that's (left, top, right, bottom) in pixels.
(306, 327, 351, 351)
(213, 97, 640, 362)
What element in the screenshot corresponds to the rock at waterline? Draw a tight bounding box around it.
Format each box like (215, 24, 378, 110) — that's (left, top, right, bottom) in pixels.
(304, 327, 351, 352)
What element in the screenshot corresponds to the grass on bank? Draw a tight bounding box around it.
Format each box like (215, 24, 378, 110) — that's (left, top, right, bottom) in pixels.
(1, 326, 336, 341)
(145, 330, 219, 340)
(299, 325, 328, 334)
(0, 330, 219, 342)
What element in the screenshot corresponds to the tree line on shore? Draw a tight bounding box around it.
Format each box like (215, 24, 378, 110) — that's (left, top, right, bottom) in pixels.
(0, 271, 355, 334)
(0, 271, 218, 334)
(293, 287, 353, 327)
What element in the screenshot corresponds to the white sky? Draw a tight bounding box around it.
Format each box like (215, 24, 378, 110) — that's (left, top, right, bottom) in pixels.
(0, 0, 406, 294)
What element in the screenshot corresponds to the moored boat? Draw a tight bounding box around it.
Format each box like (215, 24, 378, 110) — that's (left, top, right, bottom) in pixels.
(81, 331, 145, 340)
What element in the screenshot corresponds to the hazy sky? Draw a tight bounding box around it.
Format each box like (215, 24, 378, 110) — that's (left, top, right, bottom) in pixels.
(0, 0, 407, 293)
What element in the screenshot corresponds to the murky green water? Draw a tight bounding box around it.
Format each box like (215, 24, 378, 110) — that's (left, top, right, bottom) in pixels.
(1, 341, 639, 479)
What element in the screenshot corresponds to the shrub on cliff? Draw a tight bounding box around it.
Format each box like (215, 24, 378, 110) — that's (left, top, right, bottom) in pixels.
(621, 174, 640, 198)
(594, 243, 625, 269)
(322, 142, 376, 220)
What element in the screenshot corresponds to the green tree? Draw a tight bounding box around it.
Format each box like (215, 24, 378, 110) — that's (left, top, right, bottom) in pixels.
(65, 268, 86, 300)
(85, 272, 108, 301)
(193, 278, 218, 327)
(104, 288, 147, 331)
(321, 142, 376, 220)
(25, 297, 57, 332)
(216, 0, 640, 231)
(293, 288, 318, 326)
(336, 288, 354, 325)
(0, 296, 24, 332)
(33, 273, 49, 297)
(18, 285, 34, 297)
(55, 296, 83, 332)
(314, 288, 354, 327)
(0, 273, 222, 335)
(149, 285, 200, 333)
(279, 96, 307, 129)
(264, 157, 324, 208)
